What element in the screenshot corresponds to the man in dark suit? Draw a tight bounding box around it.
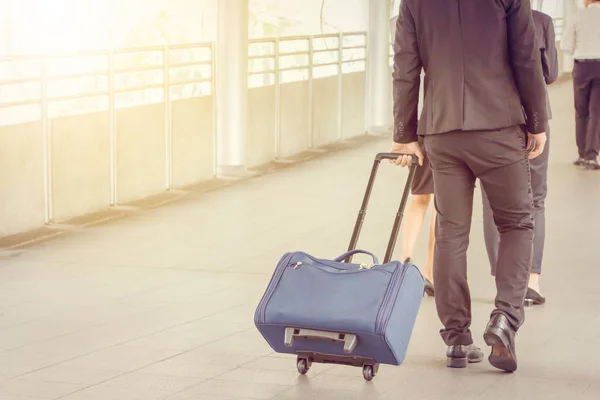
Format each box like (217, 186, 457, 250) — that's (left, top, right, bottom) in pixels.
(482, 9, 559, 307)
(390, 0, 548, 372)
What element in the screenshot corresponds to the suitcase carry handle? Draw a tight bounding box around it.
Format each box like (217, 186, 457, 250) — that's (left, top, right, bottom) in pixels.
(333, 249, 379, 264)
(375, 152, 420, 163)
(345, 152, 418, 264)
(284, 327, 357, 354)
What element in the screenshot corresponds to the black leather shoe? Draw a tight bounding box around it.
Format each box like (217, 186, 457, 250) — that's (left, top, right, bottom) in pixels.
(585, 159, 600, 170)
(446, 344, 484, 368)
(424, 278, 435, 297)
(483, 314, 517, 372)
(574, 156, 586, 166)
(524, 287, 546, 307)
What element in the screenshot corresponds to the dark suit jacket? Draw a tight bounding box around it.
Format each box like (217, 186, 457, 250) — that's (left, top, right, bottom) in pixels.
(533, 10, 559, 120)
(393, 0, 548, 143)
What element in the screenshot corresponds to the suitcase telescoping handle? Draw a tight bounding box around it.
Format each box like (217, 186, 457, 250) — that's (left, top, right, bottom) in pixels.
(345, 152, 418, 264)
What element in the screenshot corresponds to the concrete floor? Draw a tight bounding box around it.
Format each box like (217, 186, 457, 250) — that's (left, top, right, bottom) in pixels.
(0, 79, 599, 399)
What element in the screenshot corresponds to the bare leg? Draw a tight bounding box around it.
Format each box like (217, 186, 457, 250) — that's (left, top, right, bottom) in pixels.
(401, 194, 433, 262)
(423, 210, 436, 283)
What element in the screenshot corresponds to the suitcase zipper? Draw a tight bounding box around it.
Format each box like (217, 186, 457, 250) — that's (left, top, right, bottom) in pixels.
(375, 263, 408, 335)
(256, 252, 295, 325)
(289, 261, 391, 275)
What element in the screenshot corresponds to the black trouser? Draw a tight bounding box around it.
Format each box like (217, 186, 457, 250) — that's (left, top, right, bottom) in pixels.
(424, 126, 534, 346)
(573, 60, 600, 160)
(482, 125, 549, 275)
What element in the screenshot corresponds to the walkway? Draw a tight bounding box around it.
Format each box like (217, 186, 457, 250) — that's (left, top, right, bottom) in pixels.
(0, 78, 598, 400)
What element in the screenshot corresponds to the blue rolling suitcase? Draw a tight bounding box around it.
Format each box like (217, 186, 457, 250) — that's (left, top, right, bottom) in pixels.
(254, 153, 425, 381)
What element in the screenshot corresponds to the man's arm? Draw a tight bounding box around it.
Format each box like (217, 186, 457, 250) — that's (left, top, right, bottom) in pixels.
(560, 15, 576, 55)
(506, 0, 548, 134)
(543, 17, 559, 84)
(392, 1, 422, 144)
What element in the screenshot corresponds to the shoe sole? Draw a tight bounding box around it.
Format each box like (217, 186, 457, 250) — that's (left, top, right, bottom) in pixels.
(446, 357, 468, 368)
(484, 327, 517, 372)
(524, 298, 545, 307)
(446, 354, 483, 368)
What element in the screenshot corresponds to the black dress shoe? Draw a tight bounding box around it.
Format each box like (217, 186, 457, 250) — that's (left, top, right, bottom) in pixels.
(524, 287, 546, 307)
(424, 278, 435, 297)
(574, 156, 586, 166)
(483, 314, 517, 372)
(585, 159, 600, 170)
(446, 344, 484, 368)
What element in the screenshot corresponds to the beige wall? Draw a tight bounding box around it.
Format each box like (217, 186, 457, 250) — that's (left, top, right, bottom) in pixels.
(0, 71, 368, 236)
(342, 72, 367, 139)
(312, 76, 340, 147)
(171, 96, 215, 187)
(0, 122, 45, 236)
(247, 85, 276, 167)
(51, 112, 111, 221)
(116, 104, 167, 203)
(280, 81, 310, 158)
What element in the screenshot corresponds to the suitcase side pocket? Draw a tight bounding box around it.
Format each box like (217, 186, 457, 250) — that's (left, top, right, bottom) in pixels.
(255, 252, 295, 325)
(375, 263, 408, 335)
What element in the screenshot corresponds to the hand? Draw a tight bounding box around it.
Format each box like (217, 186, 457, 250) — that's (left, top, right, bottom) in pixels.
(390, 141, 424, 167)
(527, 132, 547, 159)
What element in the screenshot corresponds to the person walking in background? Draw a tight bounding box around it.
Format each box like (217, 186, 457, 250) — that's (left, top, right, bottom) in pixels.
(561, 0, 600, 170)
(390, 0, 547, 372)
(481, 8, 558, 307)
(390, 14, 435, 297)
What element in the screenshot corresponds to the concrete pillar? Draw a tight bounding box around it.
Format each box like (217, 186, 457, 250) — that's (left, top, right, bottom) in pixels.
(1, 0, 11, 55)
(366, 0, 391, 134)
(216, 0, 249, 177)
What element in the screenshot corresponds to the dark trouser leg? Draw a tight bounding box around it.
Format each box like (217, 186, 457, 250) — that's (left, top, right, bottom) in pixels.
(481, 188, 499, 275)
(587, 77, 600, 159)
(424, 135, 476, 346)
(426, 127, 533, 340)
(573, 62, 592, 158)
(472, 128, 534, 332)
(529, 126, 550, 274)
(482, 126, 549, 276)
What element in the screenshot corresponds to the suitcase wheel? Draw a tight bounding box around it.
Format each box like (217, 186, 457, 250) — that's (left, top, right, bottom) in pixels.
(362, 365, 376, 381)
(296, 357, 311, 375)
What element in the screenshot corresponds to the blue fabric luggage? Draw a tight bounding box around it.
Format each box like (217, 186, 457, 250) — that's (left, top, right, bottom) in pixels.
(254, 153, 425, 381)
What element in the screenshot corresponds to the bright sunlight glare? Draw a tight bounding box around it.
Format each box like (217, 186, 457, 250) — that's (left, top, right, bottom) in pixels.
(8, 0, 114, 54)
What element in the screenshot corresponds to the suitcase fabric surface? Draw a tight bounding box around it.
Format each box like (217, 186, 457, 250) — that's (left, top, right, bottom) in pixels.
(254, 153, 425, 380)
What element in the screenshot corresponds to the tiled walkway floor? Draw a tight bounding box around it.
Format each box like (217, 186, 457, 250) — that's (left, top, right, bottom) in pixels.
(1, 79, 599, 399)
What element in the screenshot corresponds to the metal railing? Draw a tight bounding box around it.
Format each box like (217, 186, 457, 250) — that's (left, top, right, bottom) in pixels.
(0, 43, 215, 223)
(0, 32, 368, 225)
(247, 31, 367, 158)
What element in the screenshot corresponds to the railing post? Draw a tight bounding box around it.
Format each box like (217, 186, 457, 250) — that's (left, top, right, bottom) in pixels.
(40, 57, 52, 223)
(308, 36, 314, 149)
(163, 44, 173, 190)
(211, 42, 218, 177)
(107, 49, 117, 205)
(274, 37, 281, 160)
(337, 32, 344, 141)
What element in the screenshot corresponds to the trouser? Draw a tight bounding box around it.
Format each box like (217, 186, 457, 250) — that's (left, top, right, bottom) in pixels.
(482, 126, 550, 275)
(424, 126, 534, 346)
(573, 60, 600, 160)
